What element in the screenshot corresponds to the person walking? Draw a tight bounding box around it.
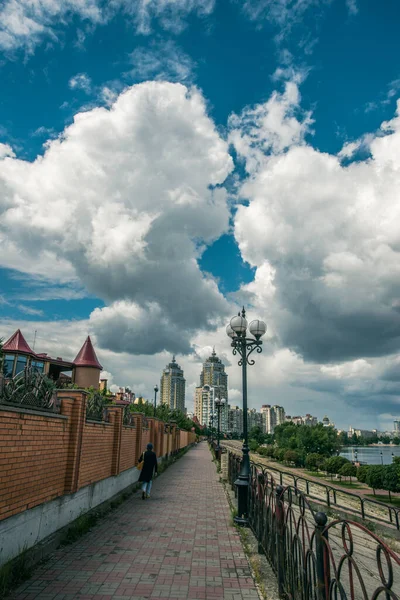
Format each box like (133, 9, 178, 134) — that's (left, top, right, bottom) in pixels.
(138, 443, 158, 500)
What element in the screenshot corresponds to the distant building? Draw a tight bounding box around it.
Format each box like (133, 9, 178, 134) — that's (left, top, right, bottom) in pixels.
(261, 405, 271, 433)
(248, 408, 263, 431)
(261, 404, 286, 433)
(394, 420, 400, 435)
(160, 356, 186, 412)
(286, 413, 318, 427)
(322, 416, 335, 428)
(1, 329, 102, 389)
(199, 348, 228, 401)
(194, 384, 228, 432)
(348, 427, 376, 439)
(228, 405, 243, 436)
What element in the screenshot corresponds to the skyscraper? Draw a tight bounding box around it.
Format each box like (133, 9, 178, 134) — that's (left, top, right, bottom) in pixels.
(194, 349, 228, 430)
(200, 349, 228, 400)
(160, 356, 186, 412)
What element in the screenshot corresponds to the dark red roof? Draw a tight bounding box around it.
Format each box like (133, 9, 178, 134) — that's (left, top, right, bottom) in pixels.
(3, 329, 34, 355)
(73, 336, 102, 370)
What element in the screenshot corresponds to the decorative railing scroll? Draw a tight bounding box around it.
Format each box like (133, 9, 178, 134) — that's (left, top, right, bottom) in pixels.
(227, 451, 400, 600)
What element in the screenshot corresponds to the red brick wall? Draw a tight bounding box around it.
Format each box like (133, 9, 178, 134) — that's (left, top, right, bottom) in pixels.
(120, 425, 139, 472)
(0, 394, 196, 522)
(78, 421, 114, 488)
(140, 426, 151, 456)
(0, 409, 69, 521)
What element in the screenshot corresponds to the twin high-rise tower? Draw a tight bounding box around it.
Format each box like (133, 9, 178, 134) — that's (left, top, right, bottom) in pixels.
(160, 356, 186, 412)
(195, 349, 228, 430)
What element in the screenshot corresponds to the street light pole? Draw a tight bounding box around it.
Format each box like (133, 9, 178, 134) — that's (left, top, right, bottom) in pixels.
(209, 414, 215, 443)
(153, 385, 159, 417)
(380, 450, 384, 465)
(215, 396, 226, 459)
(226, 307, 266, 527)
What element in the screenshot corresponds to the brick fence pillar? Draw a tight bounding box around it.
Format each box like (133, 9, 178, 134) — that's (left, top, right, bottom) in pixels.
(108, 406, 123, 476)
(58, 390, 87, 494)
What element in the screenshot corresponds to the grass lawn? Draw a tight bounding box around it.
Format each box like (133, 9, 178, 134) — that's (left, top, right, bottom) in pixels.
(365, 494, 400, 507)
(303, 471, 326, 478)
(329, 480, 362, 489)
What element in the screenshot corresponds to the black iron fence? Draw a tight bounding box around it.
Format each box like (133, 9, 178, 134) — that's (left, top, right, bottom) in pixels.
(225, 444, 400, 531)
(229, 452, 400, 600)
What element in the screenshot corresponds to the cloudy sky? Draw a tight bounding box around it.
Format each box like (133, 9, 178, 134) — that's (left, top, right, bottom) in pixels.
(1, 0, 400, 431)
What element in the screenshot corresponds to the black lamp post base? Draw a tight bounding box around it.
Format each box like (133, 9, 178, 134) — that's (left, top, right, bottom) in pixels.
(233, 514, 249, 527)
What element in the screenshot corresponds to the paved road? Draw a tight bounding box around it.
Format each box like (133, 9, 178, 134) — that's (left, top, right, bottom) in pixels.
(11, 443, 260, 600)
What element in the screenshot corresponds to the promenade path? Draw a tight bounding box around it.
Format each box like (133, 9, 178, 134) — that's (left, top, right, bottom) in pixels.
(11, 443, 260, 600)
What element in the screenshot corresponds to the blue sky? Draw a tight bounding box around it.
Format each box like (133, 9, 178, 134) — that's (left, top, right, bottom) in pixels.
(1, 0, 400, 429)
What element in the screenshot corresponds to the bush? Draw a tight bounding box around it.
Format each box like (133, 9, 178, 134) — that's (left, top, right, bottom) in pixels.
(305, 453, 325, 471)
(324, 456, 350, 476)
(249, 439, 260, 452)
(274, 448, 286, 462)
(284, 450, 302, 466)
(257, 446, 270, 457)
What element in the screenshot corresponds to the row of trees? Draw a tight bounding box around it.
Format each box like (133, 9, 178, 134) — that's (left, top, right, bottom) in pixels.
(249, 422, 342, 466)
(338, 430, 400, 446)
(127, 398, 202, 434)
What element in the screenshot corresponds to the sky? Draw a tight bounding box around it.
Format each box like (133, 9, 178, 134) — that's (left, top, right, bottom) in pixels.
(1, 0, 400, 431)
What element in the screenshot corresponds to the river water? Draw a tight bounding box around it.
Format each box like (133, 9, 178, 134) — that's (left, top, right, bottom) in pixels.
(340, 445, 400, 465)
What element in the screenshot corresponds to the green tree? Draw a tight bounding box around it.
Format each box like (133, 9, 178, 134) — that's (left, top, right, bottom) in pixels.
(339, 463, 357, 480)
(393, 456, 400, 465)
(366, 466, 385, 496)
(284, 450, 302, 466)
(249, 439, 260, 452)
(305, 453, 325, 471)
(324, 456, 350, 478)
(356, 465, 370, 483)
(382, 465, 400, 502)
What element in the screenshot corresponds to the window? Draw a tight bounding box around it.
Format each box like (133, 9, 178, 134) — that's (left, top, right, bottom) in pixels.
(31, 360, 44, 373)
(3, 354, 15, 378)
(15, 355, 27, 375)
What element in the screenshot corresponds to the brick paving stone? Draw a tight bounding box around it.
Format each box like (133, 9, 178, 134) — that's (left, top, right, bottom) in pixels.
(10, 443, 260, 600)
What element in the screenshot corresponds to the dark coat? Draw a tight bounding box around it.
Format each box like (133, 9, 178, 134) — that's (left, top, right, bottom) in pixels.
(138, 450, 158, 483)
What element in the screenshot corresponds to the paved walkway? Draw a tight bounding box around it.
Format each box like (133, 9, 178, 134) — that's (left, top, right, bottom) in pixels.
(11, 443, 260, 600)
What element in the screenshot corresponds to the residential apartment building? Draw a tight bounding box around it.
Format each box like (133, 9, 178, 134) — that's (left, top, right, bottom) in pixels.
(160, 356, 186, 412)
(248, 408, 263, 431)
(228, 405, 243, 436)
(286, 414, 318, 427)
(261, 404, 286, 434)
(200, 348, 228, 402)
(195, 384, 228, 432)
(394, 420, 400, 435)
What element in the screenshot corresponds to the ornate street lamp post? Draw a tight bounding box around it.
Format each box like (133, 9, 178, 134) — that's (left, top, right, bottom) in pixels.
(215, 396, 226, 459)
(380, 450, 384, 465)
(153, 385, 159, 417)
(209, 413, 216, 443)
(226, 307, 266, 526)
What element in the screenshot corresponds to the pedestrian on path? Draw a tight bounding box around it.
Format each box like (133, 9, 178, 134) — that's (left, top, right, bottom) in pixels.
(138, 443, 158, 500)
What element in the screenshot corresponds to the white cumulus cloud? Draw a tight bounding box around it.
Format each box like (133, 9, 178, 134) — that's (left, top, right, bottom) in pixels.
(0, 81, 233, 354)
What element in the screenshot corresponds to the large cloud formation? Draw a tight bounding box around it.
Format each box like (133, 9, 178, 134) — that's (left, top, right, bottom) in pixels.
(230, 81, 400, 366)
(0, 81, 233, 354)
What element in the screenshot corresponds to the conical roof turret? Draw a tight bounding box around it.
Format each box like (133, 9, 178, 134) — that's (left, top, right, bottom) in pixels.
(3, 329, 34, 354)
(73, 336, 102, 369)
